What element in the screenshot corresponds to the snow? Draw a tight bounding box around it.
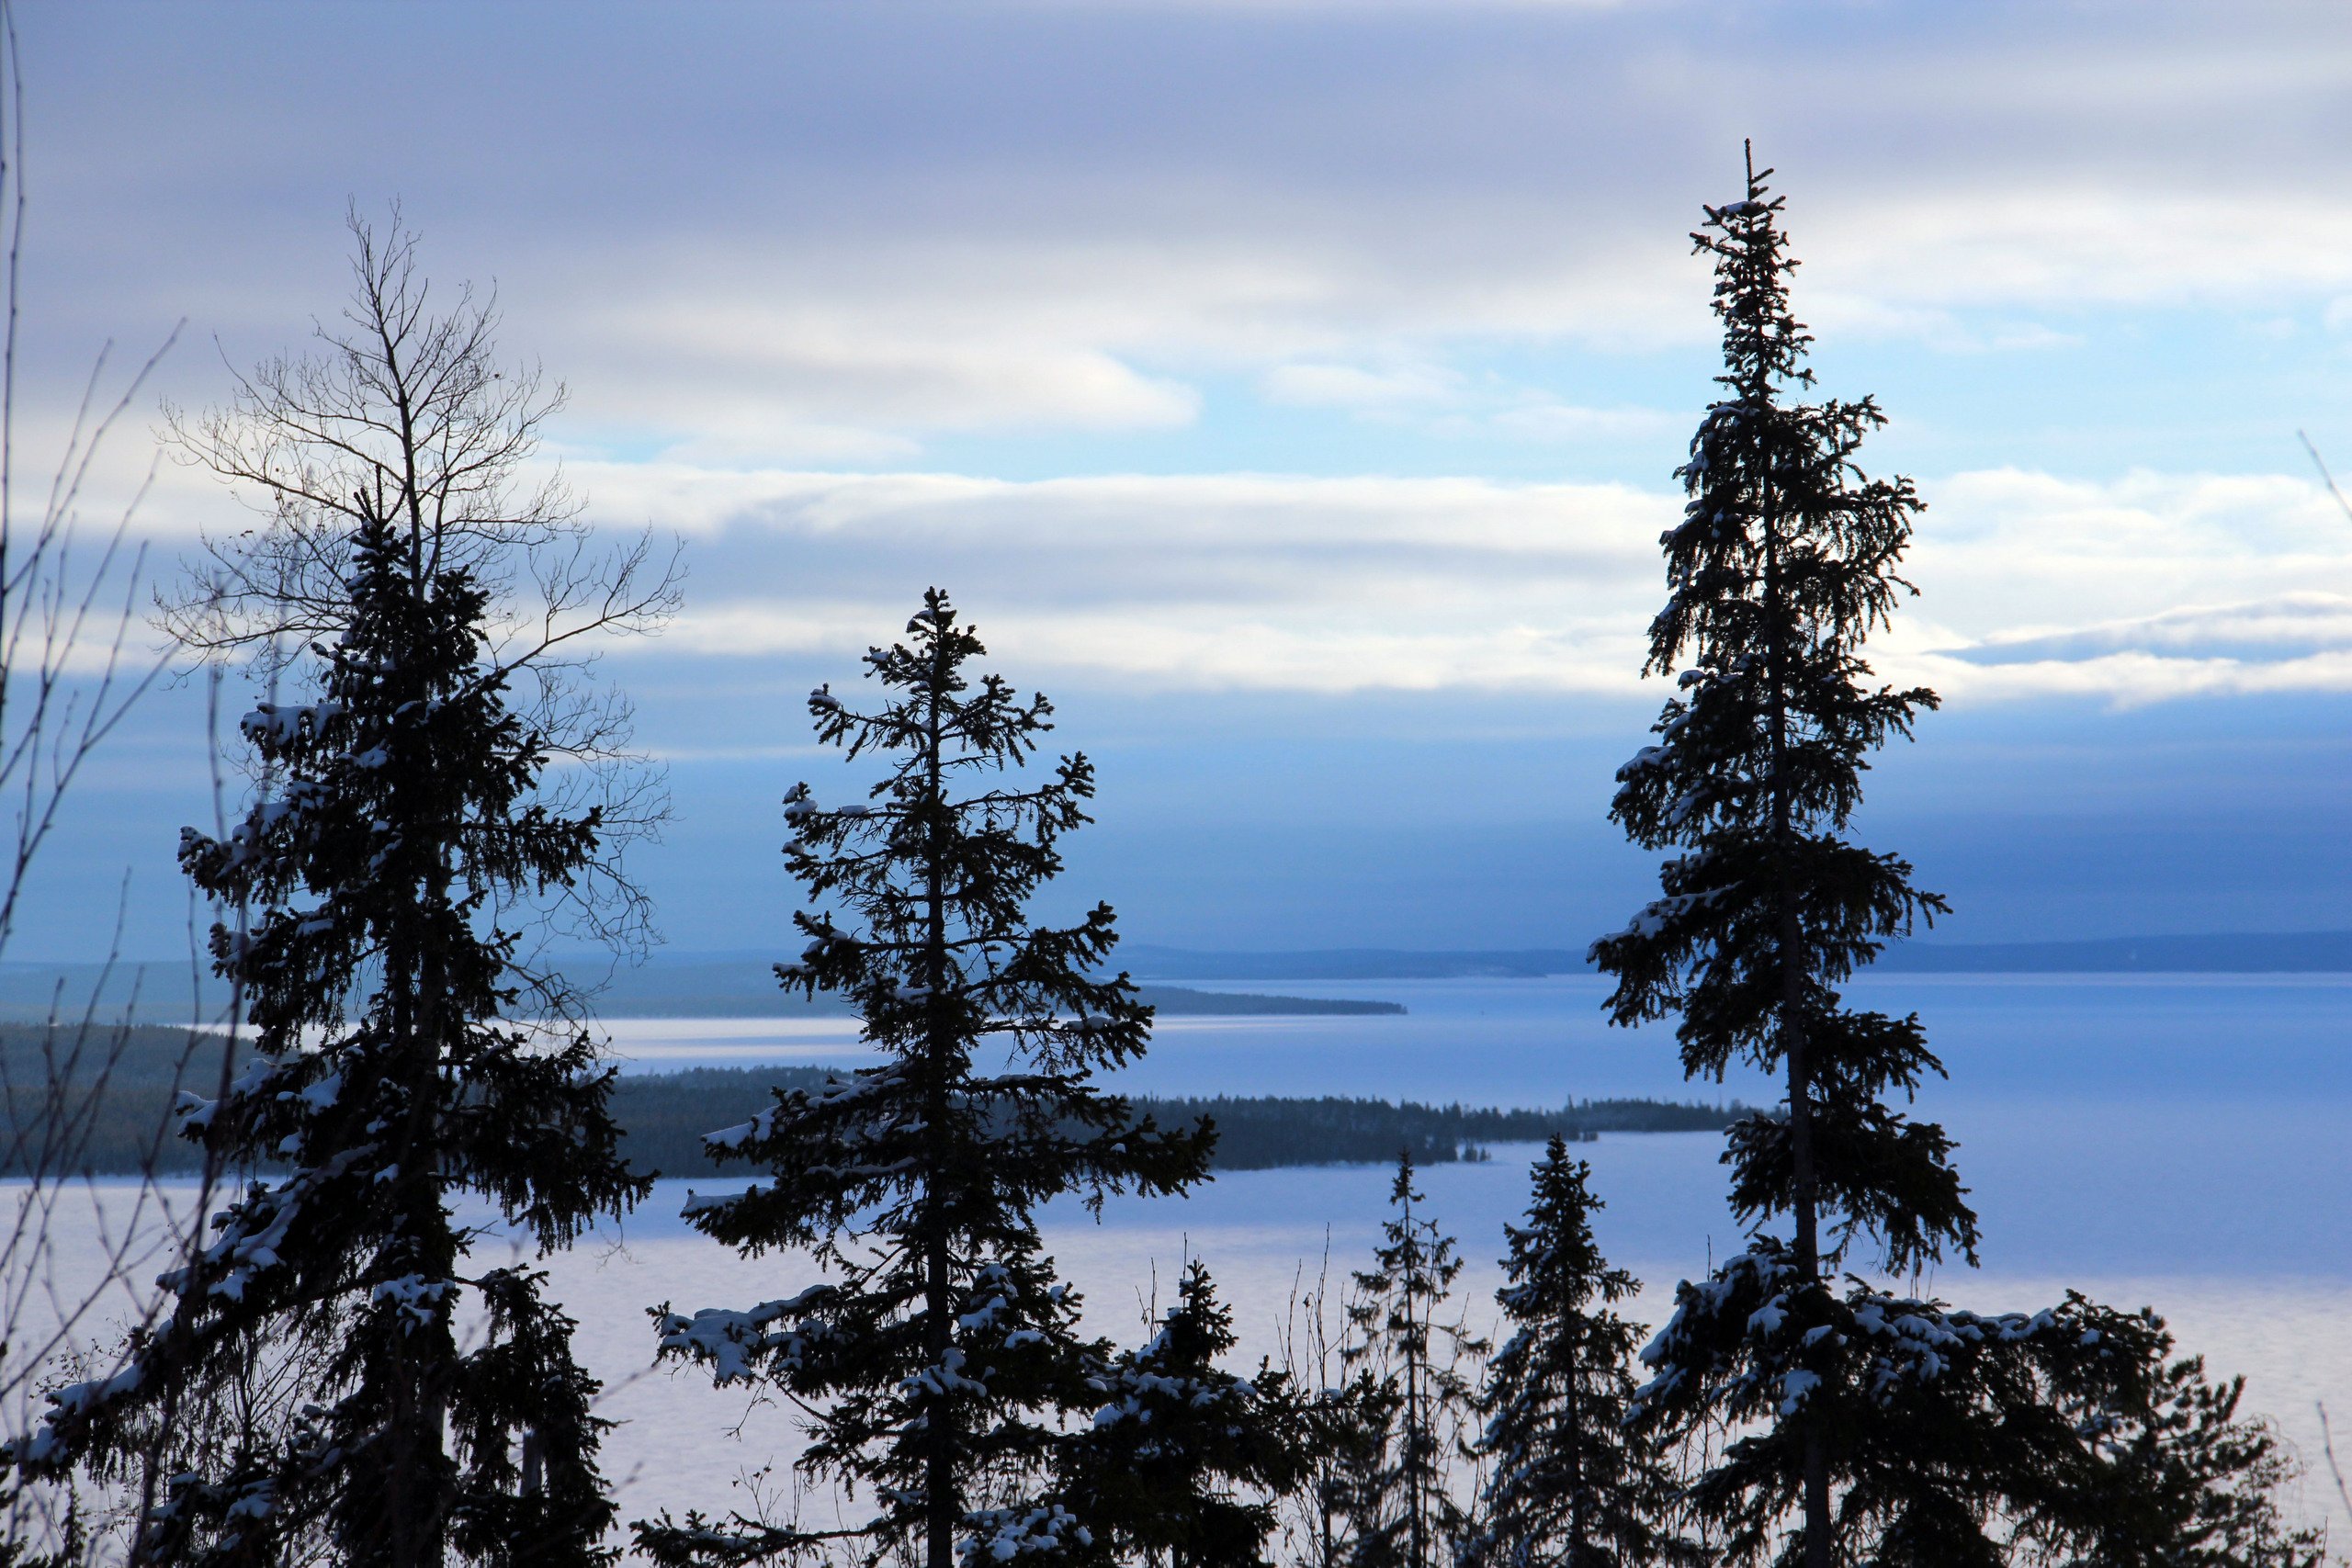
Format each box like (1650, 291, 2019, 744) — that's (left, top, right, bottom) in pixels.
(175, 1089, 219, 1134)
(370, 1274, 455, 1333)
(959, 1504, 1091, 1563)
(240, 702, 344, 746)
(703, 1107, 776, 1152)
(656, 1285, 834, 1384)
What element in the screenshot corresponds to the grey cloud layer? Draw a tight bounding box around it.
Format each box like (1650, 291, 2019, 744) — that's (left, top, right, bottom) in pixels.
(24, 2, 2352, 710)
(555, 464, 2352, 702)
(22, 3, 2352, 459)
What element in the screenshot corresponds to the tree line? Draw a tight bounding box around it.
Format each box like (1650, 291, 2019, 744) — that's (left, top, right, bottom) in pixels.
(0, 1035, 1738, 1179)
(0, 152, 2333, 1568)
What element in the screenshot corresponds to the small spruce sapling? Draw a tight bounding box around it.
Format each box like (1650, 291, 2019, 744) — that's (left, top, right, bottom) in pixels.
(642, 592, 1212, 1568)
(1342, 1153, 1487, 1568)
(2041, 1314, 2325, 1568)
(1465, 1138, 1687, 1568)
(1056, 1259, 1318, 1568)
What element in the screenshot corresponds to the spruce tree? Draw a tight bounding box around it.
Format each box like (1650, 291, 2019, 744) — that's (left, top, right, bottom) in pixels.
(1342, 1154, 1487, 1568)
(640, 592, 1212, 1568)
(2037, 1317, 2325, 1568)
(25, 493, 642, 1568)
(1591, 150, 2152, 1568)
(1465, 1139, 1684, 1568)
(17, 220, 667, 1568)
(1055, 1259, 1317, 1568)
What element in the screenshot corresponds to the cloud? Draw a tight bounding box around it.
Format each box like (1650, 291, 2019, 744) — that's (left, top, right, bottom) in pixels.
(1958, 593, 2352, 667)
(566, 465, 1669, 692)
(26, 2, 2352, 460)
(1261, 363, 1464, 410)
(537, 459, 2352, 705)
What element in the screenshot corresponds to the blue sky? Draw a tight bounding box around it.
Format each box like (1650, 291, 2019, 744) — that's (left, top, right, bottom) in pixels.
(11, 1, 2352, 961)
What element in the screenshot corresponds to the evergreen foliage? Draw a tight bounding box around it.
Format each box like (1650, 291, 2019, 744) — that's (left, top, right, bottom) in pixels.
(1589, 146, 2037, 1568)
(2041, 1321, 2325, 1568)
(640, 592, 1212, 1568)
(1341, 1154, 1487, 1568)
(10, 220, 668, 1568)
(1594, 148, 2335, 1568)
(1054, 1260, 1318, 1568)
(1465, 1139, 1685, 1568)
(19, 480, 646, 1568)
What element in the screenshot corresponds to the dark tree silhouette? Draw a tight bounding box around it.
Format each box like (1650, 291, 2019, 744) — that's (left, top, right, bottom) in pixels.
(1592, 150, 2179, 1568)
(640, 592, 1211, 1568)
(18, 219, 671, 1568)
(1054, 1259, 1318, 1568)
(1342, 1154, 1486, 1568)
(1466, 1140, 1687, 1568)
(2035, 1317, 2324, 1568)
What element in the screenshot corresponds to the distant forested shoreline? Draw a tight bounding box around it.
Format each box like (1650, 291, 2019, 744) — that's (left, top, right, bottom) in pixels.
(606, 1067, 1743, 1176)
(0, 1028, 1739, 1179)
(0, 962, 1403, 1024)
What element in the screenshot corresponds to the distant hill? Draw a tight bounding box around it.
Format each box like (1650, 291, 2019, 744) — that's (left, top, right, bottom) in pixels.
(13, 931, 2351, 1023)
(1123, 932, 2352, 978)
(1870, 931, 2352, 974)
(0, 953, 1404, 1023)
(1120, 946, 1588, 981)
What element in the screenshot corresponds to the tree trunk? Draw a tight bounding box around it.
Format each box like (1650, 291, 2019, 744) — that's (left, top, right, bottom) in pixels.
(1759, 440, 1832, 1568)
(922, 648, 956, 1568)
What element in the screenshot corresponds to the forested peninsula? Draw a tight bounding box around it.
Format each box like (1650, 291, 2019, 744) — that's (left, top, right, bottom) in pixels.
(3, 1027, 1733, 1178)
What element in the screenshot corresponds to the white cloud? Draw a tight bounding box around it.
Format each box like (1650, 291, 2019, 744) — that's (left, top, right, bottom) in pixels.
(31, 3, 2352, 458)
(1261, 362, 1464, 410)
(551, 459, 2352, 705)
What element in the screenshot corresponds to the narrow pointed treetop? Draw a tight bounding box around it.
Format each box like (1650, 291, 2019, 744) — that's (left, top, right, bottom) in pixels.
(1590, 154, 2114, 1568)
(1593, 144, 1965, 1284)
(1343, 1152, 1487, 1568)
(1467, 1139, 1688, 1568)
(641, 591, 1212, 1568)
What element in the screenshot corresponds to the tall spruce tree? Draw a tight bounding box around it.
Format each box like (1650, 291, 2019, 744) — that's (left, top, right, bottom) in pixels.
(18, 223, 667, 1568)
(1465, 1140, 1685, 1568)
(1054, 1259, 1317, 1568)
(640, 592, 1212, 1568)
(1342, 1154, 1487, 1568)
(1591, 150, 2163, 1568)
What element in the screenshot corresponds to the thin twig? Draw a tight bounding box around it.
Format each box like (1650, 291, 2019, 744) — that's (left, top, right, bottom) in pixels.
(2319, 1403, 2352, 1531)
(2297, 430, 2352, 524)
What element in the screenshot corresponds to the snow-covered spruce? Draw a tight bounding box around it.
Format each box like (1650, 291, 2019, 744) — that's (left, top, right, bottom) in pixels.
(1590, 149, 1968, 1568)
(1630, 1246, 2324, 1565)
(1464, 1139, 1690, 1568)
(1051, 1259, 1317, 1567)
(639, 592, 1212, 1568)
(1340, 1153, 1487, 1568)
(1589, 151, 2327, 1568)
(14, 244, 651, 1568)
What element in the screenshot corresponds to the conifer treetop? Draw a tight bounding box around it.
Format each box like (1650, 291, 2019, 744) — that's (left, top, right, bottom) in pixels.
(644, 592, 1209, 1568)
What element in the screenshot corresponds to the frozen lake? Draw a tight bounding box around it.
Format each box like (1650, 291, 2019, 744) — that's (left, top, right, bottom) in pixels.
(15, 973, 2352, 1543)
(591, 973, 2352, 1535)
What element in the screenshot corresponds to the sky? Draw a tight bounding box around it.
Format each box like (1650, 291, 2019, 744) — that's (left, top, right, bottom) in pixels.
(8, 0, 2352, 963)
